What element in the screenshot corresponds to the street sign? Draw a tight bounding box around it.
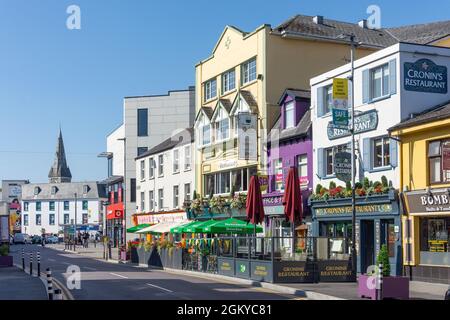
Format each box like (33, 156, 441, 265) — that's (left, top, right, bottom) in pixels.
(332, 78, 349, 128)
(333, 78, 349, 99)
(334, 152, 352, 183)
(332, 108, 349, 128)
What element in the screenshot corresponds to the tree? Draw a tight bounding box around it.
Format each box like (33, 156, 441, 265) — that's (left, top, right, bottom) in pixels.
(376, 244, 391, 277)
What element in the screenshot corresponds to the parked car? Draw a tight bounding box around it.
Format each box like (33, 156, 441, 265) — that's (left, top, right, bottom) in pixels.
(31, 235, 42, 244)
(46, 236, 59, 244)
(13, 233, 31, 244)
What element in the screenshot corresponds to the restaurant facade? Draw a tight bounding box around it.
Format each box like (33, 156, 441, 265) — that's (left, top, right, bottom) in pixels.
(390, 101, 450, 284)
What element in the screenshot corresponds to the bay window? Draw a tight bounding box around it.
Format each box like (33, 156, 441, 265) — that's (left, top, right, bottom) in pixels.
(203, 166, 256, 195)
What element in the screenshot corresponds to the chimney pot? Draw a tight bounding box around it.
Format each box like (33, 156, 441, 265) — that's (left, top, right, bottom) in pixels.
(358, 19, 368, 28)
(313, 16, 324, 25)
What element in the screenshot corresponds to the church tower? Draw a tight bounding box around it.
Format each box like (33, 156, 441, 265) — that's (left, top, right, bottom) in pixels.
(48, 129, 72, 183)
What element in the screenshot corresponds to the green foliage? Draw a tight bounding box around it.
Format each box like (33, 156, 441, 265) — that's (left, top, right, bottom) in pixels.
(0, 244, 9, 256)
(373, 181, 382, 189)
(345, 181, 352, 191)
(315, 184, 323, 195)
(381, 176, 388, 188)
(363, 177, 370, 189)
(193, 190, 198, 200)
(376, 244, 391, 277)
(329, 181, 337, 190)
(355, 182, 363, 189)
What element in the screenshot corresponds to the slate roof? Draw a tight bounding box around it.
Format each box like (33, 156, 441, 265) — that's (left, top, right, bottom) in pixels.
(267, 109, 312, 144)
(219, 99, 232, 113)
(389, 100, 450, 132)
(99, 176, 123, 186)
(239, 90, 259, 114)
(273, 14, 450, 48)
(387, 20, 450, 45)
(136, 128, 194, 160)
(48, 130, 72, 182)
(278, 89, 311, 105)
(22, 182, 107, 201)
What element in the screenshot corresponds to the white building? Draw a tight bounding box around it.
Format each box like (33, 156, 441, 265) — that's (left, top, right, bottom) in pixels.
(103, 88, 195, 243)
(135, 128, 195, 215)
(1, 180, 29, 205)
(311, 42, 450, 189)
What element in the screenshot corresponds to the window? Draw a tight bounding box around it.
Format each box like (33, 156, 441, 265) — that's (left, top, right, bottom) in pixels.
(64, 201, 69, 211)
(326, 148, 334, 176)
(51, 186, 58, 195)
(149, 191, 154, 211)
(158, 154, 164, 176)
(24, 202, 29, 212)
(82, 200, 88, 211)
(370, 64, 390, 100)
(36, 214, 41, 226)
(204, 167, 256, 195)
(130, 179, 137, 203)
(107, 157, 113, 177)
(222, 69, 236, 93)
(274, 159, 284, 191)
(173, 186, 179, 208)
(381, 220, 395, 258)
(297, 154, 308, 188)
(419, 217, 450, 267)
(373, 137, 391, 168)
(49, 214, 55, 226)
(137, 108, 148, 136)
(202, 124, 211, 146)
(83, 185, 90, 194)
(36, 202, 41, 211)
(137, 147, 148, 157)
(215, 107, 230, 142)
(34, 187, 40, 195)
(284, 101, 295, 129)
(219, 171, 231, 194)
(184, 146, 191, 171)
(173, 149, 180, 173)
(184, 183, 191, 201)
(158, 189, 164, 210)
(242, 58, 257, 84)
(23, 214, 29, 226)
(82, 214, 88, 224)
(204, 78, 217, 101)
(140, 160, 146, 180)
(64, 214, 70, 225)
(324, 85, 333, 115)
(149, 157, 155, 179)
(428, 140, 450, 184)
(49, 202, 55, 212)
(140, 192, 145, 212)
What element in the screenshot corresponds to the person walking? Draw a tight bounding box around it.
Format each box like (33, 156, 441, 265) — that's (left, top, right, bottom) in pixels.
(84, 232, 89, 248)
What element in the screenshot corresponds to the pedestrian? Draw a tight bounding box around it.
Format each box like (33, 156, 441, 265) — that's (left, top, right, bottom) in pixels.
(84, 232, 89, 248)
(445, 286, 450, 300)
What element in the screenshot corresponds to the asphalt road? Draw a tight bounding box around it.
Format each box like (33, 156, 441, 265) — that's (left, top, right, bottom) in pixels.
(9, 244, 296, 300)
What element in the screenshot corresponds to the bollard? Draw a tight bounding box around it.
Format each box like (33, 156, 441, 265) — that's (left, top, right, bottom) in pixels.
(378, 263, 383, 301)
(46, 268, 54, 300)
(37, 252, 41, 277)
(53, 289, 63, 300)
(22, 248, 25, 270)
(29, 253, 33, 276)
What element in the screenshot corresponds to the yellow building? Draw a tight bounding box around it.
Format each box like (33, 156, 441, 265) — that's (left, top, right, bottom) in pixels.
(193, 15, 395, 198)
(390, 101, 450, 284)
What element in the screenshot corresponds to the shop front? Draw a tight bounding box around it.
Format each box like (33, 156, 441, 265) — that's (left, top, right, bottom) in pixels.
(106, 202, 124, 248)
(310, 190, 402, 276)
(403, 189, 450, 284)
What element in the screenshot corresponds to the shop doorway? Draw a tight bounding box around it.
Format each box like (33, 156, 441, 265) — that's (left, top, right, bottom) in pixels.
(361, 220, 375, 273)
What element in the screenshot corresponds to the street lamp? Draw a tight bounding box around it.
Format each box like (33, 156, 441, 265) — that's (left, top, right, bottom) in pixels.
(117, 137, 127, 261)
(74, 192, 77, 252)
(337, 33, 362, 280)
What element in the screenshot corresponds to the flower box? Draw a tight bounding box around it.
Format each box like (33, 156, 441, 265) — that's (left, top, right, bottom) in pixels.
(358, 274, 409, 300)
(0, 256, 13, 267)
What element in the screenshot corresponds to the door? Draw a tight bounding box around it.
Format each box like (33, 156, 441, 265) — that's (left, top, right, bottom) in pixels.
(361, 220, 375, 274)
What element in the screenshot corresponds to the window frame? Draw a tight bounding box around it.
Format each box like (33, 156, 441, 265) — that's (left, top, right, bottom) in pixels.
(64, 201, 70, 211)
(82, 200, 88, 211)
(158, 154, 164, 177)
(184, 183, 191, 201)
(36, 202, 42, 212)
(324, 84, 333, 116)
(140, 192, 145, 212)
(173, 149, 180, 174)
(158, 188, 164, 210)
(173, 185, 179, 209)
(184, 145, 191, 171)
(140, 160, 146, 180)
(372, 136, 391, 169)
(241, 58, 257, 85)
(284, 101, 295, 129)
(428, 139, 450, 185)
(149, 157, 155, 179)
(149, 190, 154, 212)
(204, 78, 217, 102)
(370, 63, 390, 101)
(137, 108, 149, 137)
(297, 154, 308, 188)
(222, 69, 236, 94)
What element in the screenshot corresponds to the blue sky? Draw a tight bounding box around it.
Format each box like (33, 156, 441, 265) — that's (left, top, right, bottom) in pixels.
(1, 0, 449, 183)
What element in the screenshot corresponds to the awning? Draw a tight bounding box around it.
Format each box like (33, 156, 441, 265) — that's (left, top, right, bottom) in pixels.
(202, 218, 263, 234)
(137, 221, 188, 234)
(170, 221, 196, 234)
(127, 224, 152, 233)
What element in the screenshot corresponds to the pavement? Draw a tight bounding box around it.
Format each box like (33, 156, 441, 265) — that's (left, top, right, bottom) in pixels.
(11, 243, 449, 300)
(0, 266, 48, 300)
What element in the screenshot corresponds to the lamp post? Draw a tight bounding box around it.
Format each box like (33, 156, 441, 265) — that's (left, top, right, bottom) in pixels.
(337, 33, 360, 280)
(74, 192, 77, 252)
(117, 137, 127, 261)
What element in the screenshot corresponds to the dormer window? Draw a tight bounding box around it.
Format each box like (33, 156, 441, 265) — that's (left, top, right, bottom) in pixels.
(83, 185, 90, 194)
(34, 187, 40, 195)
(51, 186, 58, 195)
(215, 108, 230, 142)
(284, 101, 295, 129)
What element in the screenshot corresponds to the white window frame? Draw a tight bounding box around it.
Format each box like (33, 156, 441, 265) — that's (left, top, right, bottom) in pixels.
(158, 154, 164, 177)
(242, 58, 257, 85)
(325, 147, 335, 176)
(149, 157, 155, 179)
(297, 154, 308, 188)
(49, 214, 55, 226)
(149, 190, 154, 212)
(204, 78, 217, 102)
(324, 84, 333, 115)
(140, 192, 145, 212)
(184, 145, 191, 171)
(215, 107, 230, 143)
(173, 149, 180, 174)
(370, 63, 390, 101)
(173, 185, 179, 209)
(158, 188, 164, 210)
(372, 136, 391, 169)
(222, 69, 236, 94)
(140, 160, 146, 181)
(274, 159, 284, 192)
(184, 183, 191, 201)
(284, 101, 295, 129)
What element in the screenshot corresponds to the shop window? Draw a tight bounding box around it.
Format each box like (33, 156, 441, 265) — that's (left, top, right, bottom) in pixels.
(420, 217, 449, 266)
(373, 137, 391, 168)
(381, 220, 396, 258)
(428, 140, 450, 184)
(203, 166, 256, 196)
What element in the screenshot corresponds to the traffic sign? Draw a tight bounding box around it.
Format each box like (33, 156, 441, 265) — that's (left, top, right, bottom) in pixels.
(333, 78, 349, 99)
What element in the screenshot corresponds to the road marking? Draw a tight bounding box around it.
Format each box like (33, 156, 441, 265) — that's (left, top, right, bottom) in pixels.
(48, 258, 56, 262)
(83, 267, 97, 271)
(61, 262, 72, 265)
(146, 283, 173, 293)
(109, 273, 128, 279)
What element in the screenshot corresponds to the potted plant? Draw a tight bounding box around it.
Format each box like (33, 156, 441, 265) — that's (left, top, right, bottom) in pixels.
(0, 244, 13, 267)
(230, 193, 247, 215)
(209, 196, 227, 214)
(358, 245, 409, 300)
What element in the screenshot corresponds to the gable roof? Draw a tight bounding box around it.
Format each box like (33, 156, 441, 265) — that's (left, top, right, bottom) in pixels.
(389, 100, 450, 132)
(267, 109, 312, 144)
(195, 107, 214, 123)
(211, 99, 233, 122)
(278, 89, 311, 105)
(136, 128, 194, 160)
(386, 20, 450, 45)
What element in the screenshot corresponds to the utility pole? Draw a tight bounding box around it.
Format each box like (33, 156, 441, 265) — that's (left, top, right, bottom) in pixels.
(74, 192, 78, 252)
(118, 137, 127, 261)
(350, 35, 357, 281)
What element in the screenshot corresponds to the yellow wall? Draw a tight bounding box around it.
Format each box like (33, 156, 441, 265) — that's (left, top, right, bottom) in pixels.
(433, 36, 450, 47)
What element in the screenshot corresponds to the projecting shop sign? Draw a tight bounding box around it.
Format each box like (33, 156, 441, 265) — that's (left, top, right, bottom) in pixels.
(404, 59, 447, 94)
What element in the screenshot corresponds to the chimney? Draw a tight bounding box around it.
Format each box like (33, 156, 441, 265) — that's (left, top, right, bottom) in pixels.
(358, 19, 368, 28)
(313, 15, 324, 25)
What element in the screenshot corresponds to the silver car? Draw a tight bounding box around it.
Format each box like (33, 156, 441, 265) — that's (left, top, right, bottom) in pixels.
(13, 233, 31, 244)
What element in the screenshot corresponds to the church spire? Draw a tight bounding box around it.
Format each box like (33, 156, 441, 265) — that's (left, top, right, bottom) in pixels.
(48, 129, 72, 183)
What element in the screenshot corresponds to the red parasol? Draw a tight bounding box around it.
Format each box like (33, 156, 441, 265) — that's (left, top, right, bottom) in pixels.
(246, 175, 265, 225)
(283, 167, 303, 224)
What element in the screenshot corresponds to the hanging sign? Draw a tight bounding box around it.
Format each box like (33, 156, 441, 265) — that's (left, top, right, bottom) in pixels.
(238, 113, 257, 161)
(332, 78, 349, 128)
(404, 59, 447, 94)
(327, 110, 378, 140)
(334, 152, 352, 183)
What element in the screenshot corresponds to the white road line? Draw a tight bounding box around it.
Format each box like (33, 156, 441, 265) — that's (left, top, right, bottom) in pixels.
(146, 283, 173, 293)
(48, 258, 56, 262)
(83, 267, 97, 271)
(61, 262, 71, 265)
(109, 273, 129, 279)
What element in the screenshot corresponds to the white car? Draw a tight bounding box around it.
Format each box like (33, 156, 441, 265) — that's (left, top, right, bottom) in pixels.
(46, 236, 59, 244)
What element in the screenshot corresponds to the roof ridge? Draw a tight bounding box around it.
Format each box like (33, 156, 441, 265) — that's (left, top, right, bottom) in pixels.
(386, 19, 450, 30)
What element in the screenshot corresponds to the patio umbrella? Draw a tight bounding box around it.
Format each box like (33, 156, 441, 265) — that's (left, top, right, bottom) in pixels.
(246, 175, 265, 227)
(126, 224, 152, 234)
(283, 167, 303, 254)
(202, 218, 263, 234)
(170, 221, 195, 234)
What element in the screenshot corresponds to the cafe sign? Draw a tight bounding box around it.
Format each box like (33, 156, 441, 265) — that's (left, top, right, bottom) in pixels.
(327, 110, 378, 140)
(315, 204, 393, 216)
(404, 59, 448, 94)
(405, 190, 450, 214)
